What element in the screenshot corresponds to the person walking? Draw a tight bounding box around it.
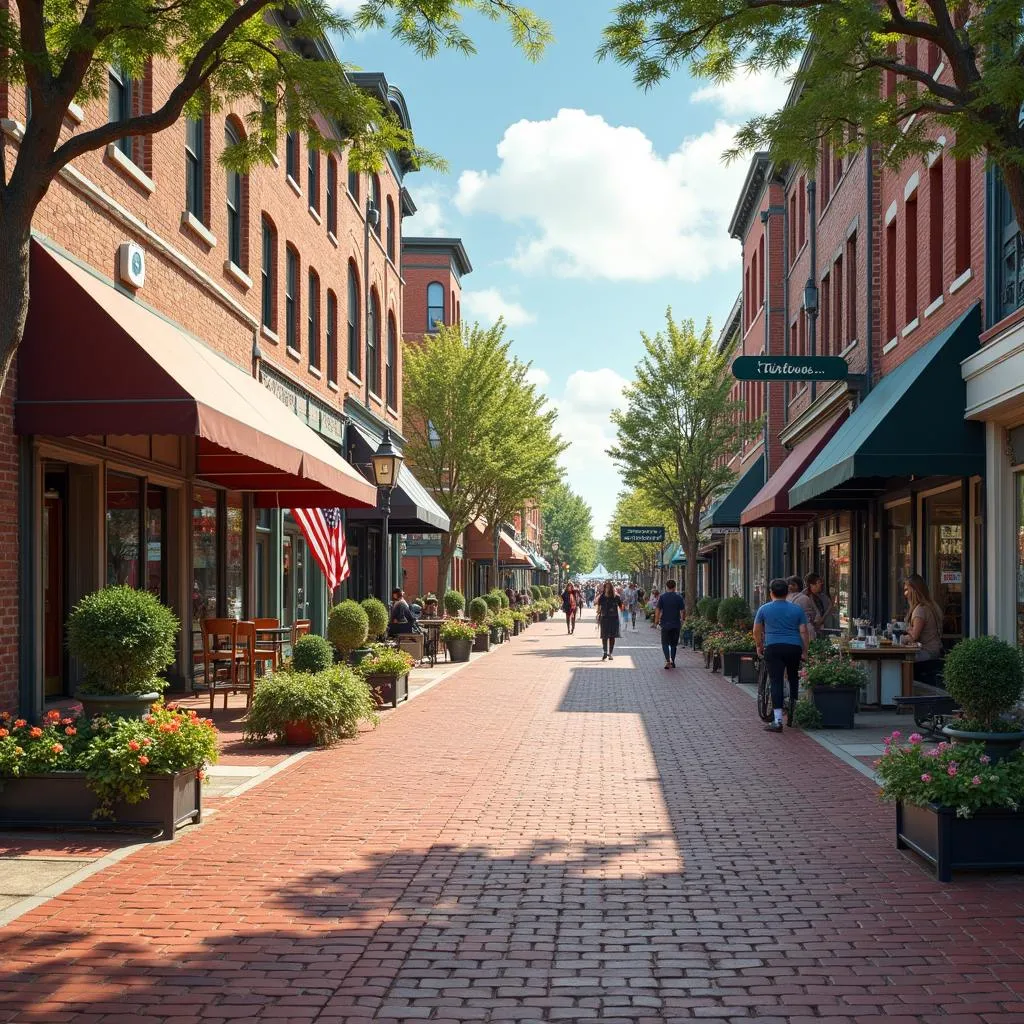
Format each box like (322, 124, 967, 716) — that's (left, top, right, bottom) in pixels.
(648, 589, 660, 628)
(633, 589, 645, 631)
(654, 579, 686, 669)
(753, 578, 809, 733)
(596, 581, 623, 661)
(561, 583, 577, 635)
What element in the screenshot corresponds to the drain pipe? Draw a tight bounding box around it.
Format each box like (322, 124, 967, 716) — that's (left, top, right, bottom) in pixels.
(806, 178, 819, 403)
(864, 145, 874, 396)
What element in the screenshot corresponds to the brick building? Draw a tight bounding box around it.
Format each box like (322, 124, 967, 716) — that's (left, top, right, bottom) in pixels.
(0, 42, 449, 714)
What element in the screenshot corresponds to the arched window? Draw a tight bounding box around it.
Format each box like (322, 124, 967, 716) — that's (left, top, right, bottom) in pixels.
(426, 282, 445, 332)
(260, 215, 276, 330)
(326, 289, 338, 385)
(370, 176, 382, 237)
(347, 161, 359, 202)
(185, 116, 206, 222)
(225, 121, 244, 268)
(386, 313, 398, 409)
(367, 288, 381, 395)
(386, 197, 396, 262)
(347, 262, 360, 377)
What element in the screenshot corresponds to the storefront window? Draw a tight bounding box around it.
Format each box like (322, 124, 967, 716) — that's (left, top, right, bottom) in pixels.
(1017, 474, 1024, 647)
(255, 508, 273, 618)
(797, 524, 815, 578)
(726, 532, 742, 597)
(748, 527, 767, 609)
(885, 501, 912, 621)
(825, 542, 851, 632)
(924, 485, 963, 645)
(146, 485, 166, 601)
(192, 486, 218, 631)
(106, 472, 141, 587)
(226, 493, 244, 620)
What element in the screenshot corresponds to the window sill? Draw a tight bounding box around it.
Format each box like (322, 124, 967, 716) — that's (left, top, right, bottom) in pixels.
(181, 211, 216, 248)
(270, 153, 280, 168)
(286, 345, 301, 362)
(286, 175, 301, 198)
(347, 371, 362, 387)
(950, 268, 973, 294)
(261, 325, 279, 345)
(308, 364, 322, 379)
(924, 294, 945, 318)
(224, 261, 252, 290)
(386, 404, 399, 418)
(0, 118, 24, 142)
(901, 317, 920, 338)
(883, 337, 899, 355)
(368, 391, 383, 404)
(308, 205, 321, 225)
(838, 338, 858, 358)
(66, 102, 84, 125)
(327, 231, 339, 248)
(106, 144, 155, 194)
(327, 379, 340, 392)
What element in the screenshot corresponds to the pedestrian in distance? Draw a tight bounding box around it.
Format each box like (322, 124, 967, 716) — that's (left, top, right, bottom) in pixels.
(753, 578, 809, 733)
(654, 579, 686, 669)
(596, 581, 623, 661)
(561, 583, 577, 635)
(791, 573, 826, 641)
(633, 589, 645, 632)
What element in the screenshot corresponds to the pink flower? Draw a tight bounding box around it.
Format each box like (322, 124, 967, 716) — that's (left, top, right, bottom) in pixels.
(909, 733, 923, 744)
(127, 739, 141, 751)
(947, 765, 958, 777)
(891, 730, 902, 739)
(50, 743, 63, 754)
(972, 776, 982, 786)
(137, 754, 149, 766)
(920, 773, 933, 783)
(980, 755, 992, 765)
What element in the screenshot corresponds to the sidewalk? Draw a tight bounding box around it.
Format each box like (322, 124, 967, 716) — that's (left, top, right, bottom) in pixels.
(2, 611, 1024, 1023)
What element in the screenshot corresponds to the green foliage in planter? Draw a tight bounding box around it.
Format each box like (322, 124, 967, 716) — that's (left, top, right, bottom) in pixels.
(530, 585, 541, 600)
(291, 634, 334, 674)
(686, 615, 711, 639)
(244, 667, 378, 745)
(66, 586, 179, 696)
(357, 645, 414, 678)
(806, 637, 838, 665)
(327, 600, 369, 657)
(443, 589, 466, 617)
(792, 698, 823, 730)
(943, 636, 1024, 732)
(360, 598, 390, 641)
(484, 591, 502, 613)
(468, 597, 489, 624)
(440, 619, 476, 642)
(716, 596, 753, 629)
(498, 591, 510, 608)
(716, 630, 756, 654)
(493, 610, 514, 632)
(511, 610, 527, 625)
(804, 655, 866, 689)
(695, 597, 720, 621)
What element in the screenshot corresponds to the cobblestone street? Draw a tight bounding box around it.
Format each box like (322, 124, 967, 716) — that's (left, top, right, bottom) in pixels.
(2, 612, 1024, 1023)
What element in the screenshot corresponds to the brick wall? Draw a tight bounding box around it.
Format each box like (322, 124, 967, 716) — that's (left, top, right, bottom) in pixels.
(0, 368, 17, 711)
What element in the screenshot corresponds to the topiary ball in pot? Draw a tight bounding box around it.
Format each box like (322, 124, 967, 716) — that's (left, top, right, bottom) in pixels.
(292, 633, 334, 674)
(360, 598, 389, 641)
(484, 591, 502, 614)
(468, 597, 489, 624)
(943, 635, 1024, 732)
(327, 600, 370, 660)
(498, 591, 510, 609)
(529, 585, 541, 600)
(717, 596, 753, 629)
(443, 589, 465, 617)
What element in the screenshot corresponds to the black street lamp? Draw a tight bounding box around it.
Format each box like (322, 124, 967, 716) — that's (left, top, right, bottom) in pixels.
(371, 428, 403, 598)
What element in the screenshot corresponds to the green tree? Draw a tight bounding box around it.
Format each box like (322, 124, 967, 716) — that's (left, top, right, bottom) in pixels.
(602, 488, 675, 580)
(541, 482, 596, 580)
(0, 0, 549, 394)
(600, 0, 1024, 227)
(608, 311, 760, 605)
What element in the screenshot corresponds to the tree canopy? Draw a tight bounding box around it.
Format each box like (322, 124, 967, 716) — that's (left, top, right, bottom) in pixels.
(541, 482, 596, 578)
(600, 0, 1024, 226)
(601, 488, 676, 579)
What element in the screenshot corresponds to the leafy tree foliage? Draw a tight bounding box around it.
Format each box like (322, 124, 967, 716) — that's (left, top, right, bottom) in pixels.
(608, 311, 760, 604)
(601, 0, 1024, 227)
(601, 488, 675, 579)
(541, 481, 596, 578)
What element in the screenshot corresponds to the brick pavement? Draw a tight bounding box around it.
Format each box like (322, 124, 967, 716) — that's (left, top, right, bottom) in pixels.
(2, 611, 1024, 1023)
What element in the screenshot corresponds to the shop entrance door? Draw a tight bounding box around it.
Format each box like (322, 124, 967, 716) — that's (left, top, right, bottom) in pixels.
(282, 524, 310, 626)
(43, 470, 67, 698)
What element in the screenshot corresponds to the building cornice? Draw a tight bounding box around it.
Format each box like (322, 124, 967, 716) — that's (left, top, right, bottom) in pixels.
(728, 153, 771, 240)
(402, 236, 473, 278)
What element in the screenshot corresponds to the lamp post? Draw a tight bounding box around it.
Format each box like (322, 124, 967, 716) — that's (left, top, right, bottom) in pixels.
(551, 540, 560, 590)
(371, 428, 403, 599)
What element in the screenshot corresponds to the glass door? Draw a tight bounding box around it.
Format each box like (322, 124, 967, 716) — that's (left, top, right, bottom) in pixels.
(923, 484, 963, 647)
(885, 501, 912, 622)
(43, 469, 67, 698)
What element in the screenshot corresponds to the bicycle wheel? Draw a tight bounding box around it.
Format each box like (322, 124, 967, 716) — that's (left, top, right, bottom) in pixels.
(756, 658, 773, 722)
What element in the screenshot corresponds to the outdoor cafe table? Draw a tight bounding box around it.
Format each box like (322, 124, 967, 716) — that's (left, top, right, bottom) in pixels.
(844, 644, 919, 705)
(417, 618, 445, 667)
(255, 625, 293, 670)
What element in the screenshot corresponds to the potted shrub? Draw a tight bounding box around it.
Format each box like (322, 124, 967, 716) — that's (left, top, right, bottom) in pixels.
(494, 610, 514, 642)
(686, 615, 709, 651)
(530, 585, 541, 602)
(703, 629, 726, 672)
(358, 646, 415, 708)
(804, 654, 865, 729)
(443, 589, 466, 619)
(468, 598, 491, 652)
(327, 600, 370, 666)
(66, 585, 179, 719)
(0, 703, 218, 838)
(484, 592, 502, 617)
(877, 731, 1024, 881)
(511, 610, 527, 636)
(291, 634, 334, 674)
(941, 636, 1024, 761)
(360, 598, 390, 642)
(440, 619, 475, 662)
(244, 666, 378, 746)
(716, 596, 753, 630)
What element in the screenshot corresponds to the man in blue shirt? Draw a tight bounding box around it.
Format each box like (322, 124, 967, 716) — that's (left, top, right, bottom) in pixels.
(753, 577, 809, 732)
(654, 579, 686, 669)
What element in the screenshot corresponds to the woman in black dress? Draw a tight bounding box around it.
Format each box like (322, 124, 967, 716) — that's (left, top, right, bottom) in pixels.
(596, 580, 623, 661)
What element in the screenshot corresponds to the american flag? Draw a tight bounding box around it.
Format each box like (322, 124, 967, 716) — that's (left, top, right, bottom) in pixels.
(291, 507, 351, 590)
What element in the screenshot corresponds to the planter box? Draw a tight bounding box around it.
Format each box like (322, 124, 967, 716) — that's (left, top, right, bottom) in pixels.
(539, 613, 548, 622)
(738, 654, 759, 685)
(693, 634, 703, 651)
(811, 685, 859, 729)
(472, 632, 491, 653)
(490, 627, 503, 645)
(722, 650, 756, 681)
(896, 801, 1024, 882)
(367, 671, 410, 709)
(0, 769, 201, 840)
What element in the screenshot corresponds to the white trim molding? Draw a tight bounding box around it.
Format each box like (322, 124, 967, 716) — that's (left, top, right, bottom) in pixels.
(950, 268, 973, 293)
(105, 144, 155, 194)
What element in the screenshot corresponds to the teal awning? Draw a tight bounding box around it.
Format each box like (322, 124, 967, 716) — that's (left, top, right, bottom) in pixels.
(659, 542, 680, 567)
(699, 455, 766, 530)
(670, 546, 686, 565)
(790, 305, 984, 508)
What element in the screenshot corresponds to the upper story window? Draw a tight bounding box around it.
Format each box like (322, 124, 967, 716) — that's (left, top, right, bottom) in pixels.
(347, 163, 359, 202)
(326, 290, 338, 385)
(307, 145, 319, 211)
(285, 245, 299, 351)
(326, 157, 337, 236)
(225, 122, 244, 268)
(286, 131, 299, 183)
(370, 176, 382, 238)
(994, 173, 1022, 323)
(108, 64, 135, 159)
(386, 197, 396, 262)
(261, 215, 276, 331)
(368, 289, 381, 396)
(347, 262, 361, 377)
(185, 117, 206, 222)
(308, 268, 320, 369)
(386, 313, 397, 409)
(427, 282, 445, 331)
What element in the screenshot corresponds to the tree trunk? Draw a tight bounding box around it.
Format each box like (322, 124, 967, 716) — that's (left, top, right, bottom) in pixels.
(437, 530, 459, 599)
(0, 206, 34, 398)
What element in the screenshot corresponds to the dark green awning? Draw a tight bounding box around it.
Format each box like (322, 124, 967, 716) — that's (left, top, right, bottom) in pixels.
(790, 305, 983, 508)
(699, 455, 766, 530)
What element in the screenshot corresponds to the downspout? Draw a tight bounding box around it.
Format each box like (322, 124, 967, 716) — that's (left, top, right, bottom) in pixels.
(782, 181, 791, 427)
(865, 144, 874, 395)
(363, 202, 372, 410)
(762, 202, 787, 580)
(807, 178, 818, 403)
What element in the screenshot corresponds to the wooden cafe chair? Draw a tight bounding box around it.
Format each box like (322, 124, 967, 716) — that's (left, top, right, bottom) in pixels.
(253, 617, 282, 674)
(200, 618, 244, 711)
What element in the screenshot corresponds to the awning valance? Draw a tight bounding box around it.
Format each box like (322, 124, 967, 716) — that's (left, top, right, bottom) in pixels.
(790, 305, 984, 508)
(17, 242, 376, 510)
(740, 413, 846, 526)
(345, 422, 450, 533)
(464, 520, 534, 566)
(699, 455, 766, 530)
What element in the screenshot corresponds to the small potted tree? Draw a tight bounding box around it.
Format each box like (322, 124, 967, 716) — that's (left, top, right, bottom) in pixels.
(805, 654, 865, 729)
(360, 598, 390, 643)
(327, 600, 370, 666)
(443, 589, 466, 619)
(468, 597, 491, 652)
(67, 585, 179, 719)
(440, 619, 475, 662)
(291, 634, 334, 674)
(358, 646, 415, 708)
(716, 596, 753, 631)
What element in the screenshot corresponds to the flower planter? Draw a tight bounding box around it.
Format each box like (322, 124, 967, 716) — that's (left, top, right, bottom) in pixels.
(472, 632, 491, 653)
(347, 647, 372, 667)
(738, 654, 760, 685)
(539, 612, 548, 622)
(367, 671, 410, 709)
(0, 768, 201, 840)
(489, 626, 503, 645)
(681, 628, 694, 648)
(810, 685, 859, 729)
(722, 650, 756, 681)
(284, 720, 316, 746)
(692, 634, 703, 651)
(513, 621, 522, 636)
(940, 725, 1024, 764)
(896, 800, 1024, 882)
(446, 637, 472, 662)
(77, 691, 161, 720)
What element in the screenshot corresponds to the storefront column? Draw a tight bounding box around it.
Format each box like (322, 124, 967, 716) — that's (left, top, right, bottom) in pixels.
(270, 510, 284, 620)
(986, 422, 1016, 641)
(18, 437, 41, 719)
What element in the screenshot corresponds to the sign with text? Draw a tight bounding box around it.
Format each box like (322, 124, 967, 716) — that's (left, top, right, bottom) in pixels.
(732, 356, 849, 382)
(620, 526, 666, 544)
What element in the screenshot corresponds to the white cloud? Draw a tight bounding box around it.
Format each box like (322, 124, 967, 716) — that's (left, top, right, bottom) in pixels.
(690, 65, 795, 118)
(453, 109, 745, 282)
(403, 184, 448, 236)
(525, 367, 550, 390)
(335, 0, 364, 12)
(461, 288, 536, 328)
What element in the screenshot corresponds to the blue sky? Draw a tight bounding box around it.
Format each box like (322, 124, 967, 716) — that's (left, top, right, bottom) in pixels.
(341, 2, 790, 543)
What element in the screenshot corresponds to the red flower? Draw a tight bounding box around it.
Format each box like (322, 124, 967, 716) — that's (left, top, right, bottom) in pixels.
(13, 719, 25, 729)
(141, 738, 153, 747)
(45, 710, 61, 722)
(29, 727, 42, 739)
(128, 739, 141, 751)
(137, 754, 150, 766)
(50, 743, 63, 754)
(0, 712, 9, 720)
(61, 717, 74, 726)
(64, 727, 76, 736)
(0, 729, 8, 738)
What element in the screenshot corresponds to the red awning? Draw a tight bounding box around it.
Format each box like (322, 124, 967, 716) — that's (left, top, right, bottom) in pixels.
(740, 412, 846, 526)
(464, 520, 534, 566)
(16, 242, 377, 510)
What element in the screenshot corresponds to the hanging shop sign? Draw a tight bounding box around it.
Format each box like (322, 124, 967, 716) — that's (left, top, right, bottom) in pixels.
(732, 356, 849, 381)
(620, 526, 666, 543)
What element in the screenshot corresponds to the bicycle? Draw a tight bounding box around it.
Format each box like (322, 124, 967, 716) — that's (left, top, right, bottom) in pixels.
(755, 652, 798, 725)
